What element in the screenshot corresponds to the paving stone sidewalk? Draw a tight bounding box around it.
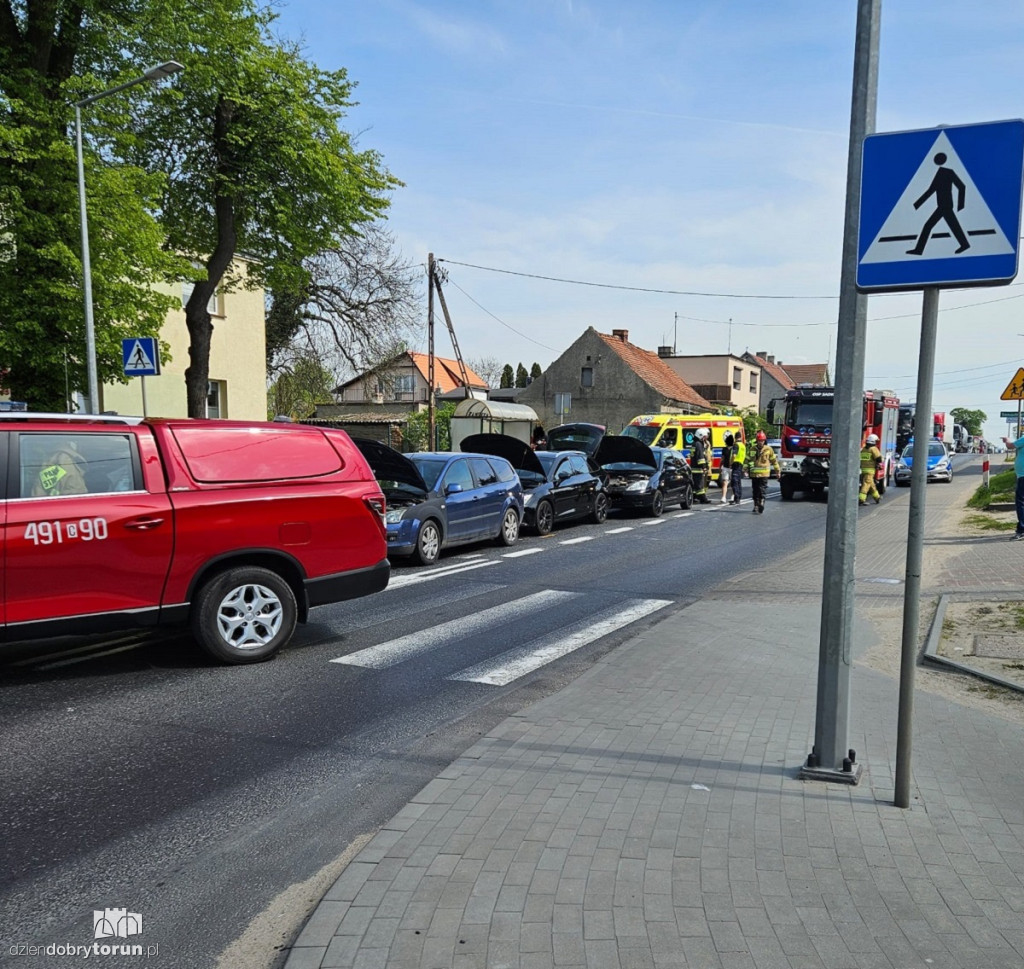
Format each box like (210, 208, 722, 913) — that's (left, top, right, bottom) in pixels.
(283, 461, 1024, 969)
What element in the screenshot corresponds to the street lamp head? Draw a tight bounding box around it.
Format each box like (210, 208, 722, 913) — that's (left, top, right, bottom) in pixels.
(143, 61, 185, 81)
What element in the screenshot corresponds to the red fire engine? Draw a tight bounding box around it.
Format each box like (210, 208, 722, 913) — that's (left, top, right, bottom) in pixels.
(767, 387, 900, 501)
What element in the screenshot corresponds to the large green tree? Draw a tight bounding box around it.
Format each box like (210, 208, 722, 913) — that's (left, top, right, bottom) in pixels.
(132, 0, 399, 416)
(0, 0, 183, 410)
(950, 407, 986, 437)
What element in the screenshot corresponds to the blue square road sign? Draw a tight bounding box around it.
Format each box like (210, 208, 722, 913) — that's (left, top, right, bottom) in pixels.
(122, 337, 160, 377)
(857, 119, 1024, 292)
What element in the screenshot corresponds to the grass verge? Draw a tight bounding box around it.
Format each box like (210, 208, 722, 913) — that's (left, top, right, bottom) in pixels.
(967, 467, 1015, 509)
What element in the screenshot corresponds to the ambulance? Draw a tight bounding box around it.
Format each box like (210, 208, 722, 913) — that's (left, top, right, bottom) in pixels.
(621, 414, 746, 485)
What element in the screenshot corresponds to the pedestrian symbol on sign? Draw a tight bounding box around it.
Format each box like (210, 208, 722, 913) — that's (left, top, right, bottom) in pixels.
(905, 152, 969, 256)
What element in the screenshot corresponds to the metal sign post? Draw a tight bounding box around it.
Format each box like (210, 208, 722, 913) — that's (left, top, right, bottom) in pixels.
(854, 119, 1024, 808)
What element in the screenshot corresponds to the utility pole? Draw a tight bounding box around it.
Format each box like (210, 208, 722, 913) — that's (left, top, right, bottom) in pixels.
(802, 0, 880, 785)
(427, 253, 436, 451)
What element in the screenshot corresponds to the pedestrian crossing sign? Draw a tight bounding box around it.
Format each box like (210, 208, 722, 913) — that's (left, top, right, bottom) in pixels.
(857, 120, 1024, 292)
(122, 337, 160, 377)
(1000, 368, 1024, 400)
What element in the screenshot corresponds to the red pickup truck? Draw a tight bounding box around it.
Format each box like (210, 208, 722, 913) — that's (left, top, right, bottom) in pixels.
(1, 414, 389, 663)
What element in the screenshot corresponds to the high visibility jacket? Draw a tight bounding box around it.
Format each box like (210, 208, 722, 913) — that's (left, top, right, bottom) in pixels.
(734, 441, 746, 466)
(860, 445, 881, 474)
(746, 443, 779, 478)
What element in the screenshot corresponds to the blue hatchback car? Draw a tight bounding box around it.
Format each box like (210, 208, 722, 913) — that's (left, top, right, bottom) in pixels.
(353, 439, 525, 565)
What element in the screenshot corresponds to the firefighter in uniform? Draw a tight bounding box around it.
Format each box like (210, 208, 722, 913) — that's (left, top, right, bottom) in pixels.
(859, 432, 882, 505)
(745, 430, 780, 514)
(691, 427, 711, 504)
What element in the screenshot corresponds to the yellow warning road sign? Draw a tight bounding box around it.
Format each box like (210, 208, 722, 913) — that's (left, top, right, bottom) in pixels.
(1000, 368, 1024, 400)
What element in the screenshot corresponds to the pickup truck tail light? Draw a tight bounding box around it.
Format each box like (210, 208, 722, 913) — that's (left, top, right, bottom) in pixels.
(363, 493, 387, 534)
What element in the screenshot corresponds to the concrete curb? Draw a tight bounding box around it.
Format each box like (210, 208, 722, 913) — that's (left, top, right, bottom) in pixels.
(921, 591, 1024, 695)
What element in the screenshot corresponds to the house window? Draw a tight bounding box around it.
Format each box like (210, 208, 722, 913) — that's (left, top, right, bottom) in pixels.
(206, 380, 225, 418)
(749, 372, 758, 394)
(181, 280, 221, 316)
(394, 374, 415, 397)
(732, 367, 742, 391)
(581, 367, 594, 388)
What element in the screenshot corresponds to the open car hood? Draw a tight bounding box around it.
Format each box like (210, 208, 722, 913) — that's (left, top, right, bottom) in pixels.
(460, 433, 544, 476)
(545, 422, 607, 458)
(594, 435, 658, 469)
(352, 437, 428, 492)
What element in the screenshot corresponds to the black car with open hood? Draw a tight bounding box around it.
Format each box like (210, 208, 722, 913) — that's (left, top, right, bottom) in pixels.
(461, 433, 607, 535)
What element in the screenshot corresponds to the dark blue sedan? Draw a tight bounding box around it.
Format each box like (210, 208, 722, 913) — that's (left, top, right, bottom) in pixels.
(461, 433, 607, 535)
(354, 439, 524, 565)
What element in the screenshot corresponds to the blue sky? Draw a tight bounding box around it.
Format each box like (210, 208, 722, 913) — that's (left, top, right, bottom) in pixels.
(274, 1, 1024, 442)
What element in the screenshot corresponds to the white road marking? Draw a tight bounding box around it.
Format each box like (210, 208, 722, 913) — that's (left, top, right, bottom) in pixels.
(639, 518, 665, 526)
(330, 590, 580, 669)
(503, 548, 545, 557)
(559, 536, 595, 545)
(449, 597, 673, 686)
(385, 559, 496, 590)
(605, 527, 633, 534)
(673, 512, 695, 518)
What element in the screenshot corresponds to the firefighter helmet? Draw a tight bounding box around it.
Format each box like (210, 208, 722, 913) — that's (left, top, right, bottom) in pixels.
(755, 430, 766, 443)
(695, 428, 709, 440)
(866, 433, 879, 445)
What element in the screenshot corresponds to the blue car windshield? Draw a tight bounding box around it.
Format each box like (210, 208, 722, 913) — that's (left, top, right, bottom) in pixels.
(407, 456, 448, 490)
(903, 443, 945, 459)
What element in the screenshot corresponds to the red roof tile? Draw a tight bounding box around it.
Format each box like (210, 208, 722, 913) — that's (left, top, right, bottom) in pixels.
(406, 352, 488, 393)
(748, 353, 796, 390)
(597, 332, 711, 409)
(781, 363, 830, 386)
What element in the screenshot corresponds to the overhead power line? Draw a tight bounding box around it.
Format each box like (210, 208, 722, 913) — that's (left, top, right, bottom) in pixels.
(440, 257, 1024, 303)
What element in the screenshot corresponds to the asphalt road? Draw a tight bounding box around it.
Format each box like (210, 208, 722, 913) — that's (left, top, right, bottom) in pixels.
(0, 485, 834, 968)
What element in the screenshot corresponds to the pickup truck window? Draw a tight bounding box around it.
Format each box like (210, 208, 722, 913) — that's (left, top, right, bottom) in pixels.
(19, 433, 138, 498)
(171, 425, 342, 482)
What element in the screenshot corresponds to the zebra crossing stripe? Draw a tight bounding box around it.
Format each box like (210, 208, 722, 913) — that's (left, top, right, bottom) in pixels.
(448, 597, 672, 686)
(385, 558, 496, 591)
(330, 589, 580, 669)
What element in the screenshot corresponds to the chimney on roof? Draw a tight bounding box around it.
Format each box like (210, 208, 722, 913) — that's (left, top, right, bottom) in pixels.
(611, 329, 629, 342)
(767, 355, 775, 364)
(657, 346, 673, 358)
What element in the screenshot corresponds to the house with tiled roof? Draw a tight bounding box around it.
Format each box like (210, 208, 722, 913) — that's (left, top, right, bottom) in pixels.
(741, 351, 797, 414)
(780, 361, 830, 386)
(332, 350, 488, 408)
(518, 327, 711, 433)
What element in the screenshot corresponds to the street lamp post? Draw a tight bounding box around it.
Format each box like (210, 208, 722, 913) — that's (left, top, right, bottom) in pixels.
(75, 60, 184, 414)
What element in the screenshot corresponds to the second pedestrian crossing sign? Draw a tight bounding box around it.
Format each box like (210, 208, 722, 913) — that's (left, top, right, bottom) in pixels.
(857, 119, 1024, 292)
(122, 337, 160, 377)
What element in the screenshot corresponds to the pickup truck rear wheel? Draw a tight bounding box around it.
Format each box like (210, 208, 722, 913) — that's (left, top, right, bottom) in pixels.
(192, 566, 297, 664)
